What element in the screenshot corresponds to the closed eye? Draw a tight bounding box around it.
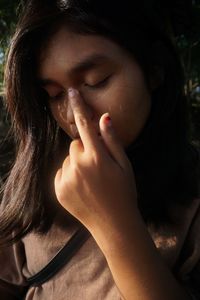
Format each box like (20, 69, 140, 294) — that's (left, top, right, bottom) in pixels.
(44, 74, 112, 101)
(84, 75, 112, 89)
(48, 90, 66, 101)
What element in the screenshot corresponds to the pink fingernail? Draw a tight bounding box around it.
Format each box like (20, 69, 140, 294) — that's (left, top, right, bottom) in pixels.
(68, 88, 79, 98)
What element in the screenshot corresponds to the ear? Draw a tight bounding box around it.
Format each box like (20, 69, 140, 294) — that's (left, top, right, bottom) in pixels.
(149, 65, 165, 91)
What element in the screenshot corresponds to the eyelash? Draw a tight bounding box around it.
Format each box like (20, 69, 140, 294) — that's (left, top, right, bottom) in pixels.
(49, 91, 66, 101)
(47, 75, 111, 101)
(84, 75, 111, 90)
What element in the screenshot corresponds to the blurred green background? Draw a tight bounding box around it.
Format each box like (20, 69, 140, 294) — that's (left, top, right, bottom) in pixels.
(0, 0, 200, 184)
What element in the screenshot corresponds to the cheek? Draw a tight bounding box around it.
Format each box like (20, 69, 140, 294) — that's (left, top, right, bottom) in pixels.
(104, 81, 151, 147)
(50, 101, 70, 133)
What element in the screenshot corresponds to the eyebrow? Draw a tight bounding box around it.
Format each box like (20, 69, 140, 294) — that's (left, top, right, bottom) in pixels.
(38, 54, 111, 86)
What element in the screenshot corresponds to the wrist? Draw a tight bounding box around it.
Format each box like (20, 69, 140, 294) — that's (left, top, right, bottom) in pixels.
(90, 208, 144, 258)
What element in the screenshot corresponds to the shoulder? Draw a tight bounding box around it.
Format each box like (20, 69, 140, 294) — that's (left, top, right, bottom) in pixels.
(177, 198, 200, 278)
(148, 198, 200, 270)
(177, 197, 200, 299)
(148, 198, 200, 298)
(0, 239, 27, 297)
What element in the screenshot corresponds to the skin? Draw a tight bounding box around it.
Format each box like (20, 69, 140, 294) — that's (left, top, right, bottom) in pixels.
(38, 27, 190, 299)
(38, 28, 152, 147)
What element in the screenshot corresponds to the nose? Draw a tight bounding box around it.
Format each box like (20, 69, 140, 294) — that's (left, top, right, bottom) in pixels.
(57, 95, 96, 137)
(66, 98, 95, 124)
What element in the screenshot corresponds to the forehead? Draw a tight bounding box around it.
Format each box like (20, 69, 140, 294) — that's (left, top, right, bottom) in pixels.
(37, 27, 128, 78)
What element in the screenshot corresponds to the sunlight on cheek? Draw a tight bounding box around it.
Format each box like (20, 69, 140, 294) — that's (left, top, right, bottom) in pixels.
(57, 100, 68, 125)
(50, 100, 69, 130)
(51, 99, 79, 138)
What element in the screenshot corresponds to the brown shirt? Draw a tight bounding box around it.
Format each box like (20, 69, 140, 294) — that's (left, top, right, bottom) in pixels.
(0, 198, 200, 299)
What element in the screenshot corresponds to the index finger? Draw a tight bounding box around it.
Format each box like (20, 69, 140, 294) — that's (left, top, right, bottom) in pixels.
(68, 88, 103, 153)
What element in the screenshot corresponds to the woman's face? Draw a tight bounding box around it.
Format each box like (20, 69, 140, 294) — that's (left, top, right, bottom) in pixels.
(38, 26, 152, 148)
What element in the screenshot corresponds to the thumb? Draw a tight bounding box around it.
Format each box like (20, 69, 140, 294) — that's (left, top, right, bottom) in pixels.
(99, 113, 129, 170)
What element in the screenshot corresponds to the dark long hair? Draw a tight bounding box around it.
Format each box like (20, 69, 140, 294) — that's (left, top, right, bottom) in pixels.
(1, 0, 199, 245)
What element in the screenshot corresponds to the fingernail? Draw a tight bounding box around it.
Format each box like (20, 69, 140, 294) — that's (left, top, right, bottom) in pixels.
(68, 88, 79, 99)
(105, 114, 112, 127)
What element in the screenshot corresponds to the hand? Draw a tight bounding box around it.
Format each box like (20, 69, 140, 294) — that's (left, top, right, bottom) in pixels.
(54, 89, 190, 300)
(54, 88, 138, 239)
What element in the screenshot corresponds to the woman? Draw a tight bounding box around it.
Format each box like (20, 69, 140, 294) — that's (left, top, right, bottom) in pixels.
(0, 0, 199, 299)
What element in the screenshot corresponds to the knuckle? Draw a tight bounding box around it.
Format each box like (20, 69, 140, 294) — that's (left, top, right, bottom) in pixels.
(71, 161, 82, 179)
(90, 151, 101, 166)
(77, 115, 88, 128)
(55, 181, 67, 202)
(69, 139, 83, 154)
(62, 155, 70, 169)
(54, 170, 61, 187)
(70, 139, 79, 149)
(75, 151, 101, 170)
